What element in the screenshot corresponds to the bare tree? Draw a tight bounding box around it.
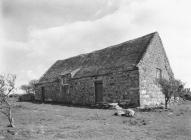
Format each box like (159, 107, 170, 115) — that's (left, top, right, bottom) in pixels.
(20, 79, 38, 94)
(0, 74, 16, 127)
(29, 79, 38, 94)
(20, 84, 31, 94)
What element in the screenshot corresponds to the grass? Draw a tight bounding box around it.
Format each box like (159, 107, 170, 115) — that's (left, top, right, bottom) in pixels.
(0, 99, 191, 140)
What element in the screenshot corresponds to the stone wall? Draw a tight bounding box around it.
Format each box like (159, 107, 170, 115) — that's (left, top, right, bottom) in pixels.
(138, 33, 174, 107)
(35, 69, 140, 106)
(35, 81, 60, 102)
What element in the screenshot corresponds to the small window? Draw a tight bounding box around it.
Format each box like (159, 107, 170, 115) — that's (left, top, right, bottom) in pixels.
(156, 68, 162, 79)
(60, 78, 67, 85)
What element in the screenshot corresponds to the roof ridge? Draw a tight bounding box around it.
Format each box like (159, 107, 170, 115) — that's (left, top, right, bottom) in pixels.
(57, 32, 158, 62)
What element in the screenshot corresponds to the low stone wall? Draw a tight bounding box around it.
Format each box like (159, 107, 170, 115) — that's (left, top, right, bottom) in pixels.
(19, 94, 35, 102)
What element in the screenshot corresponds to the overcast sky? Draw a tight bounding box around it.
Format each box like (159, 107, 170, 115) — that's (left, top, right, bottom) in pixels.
(1, 0, 191, 88)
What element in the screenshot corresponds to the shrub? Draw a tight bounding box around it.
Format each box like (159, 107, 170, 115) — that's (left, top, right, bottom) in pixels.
(180, 88, 191, 101)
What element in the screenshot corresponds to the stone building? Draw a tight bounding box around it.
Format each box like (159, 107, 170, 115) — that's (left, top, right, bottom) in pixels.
(35, 32, 174, 107)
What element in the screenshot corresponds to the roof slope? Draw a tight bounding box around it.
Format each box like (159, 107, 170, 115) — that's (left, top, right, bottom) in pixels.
(39, 32, 157, 83)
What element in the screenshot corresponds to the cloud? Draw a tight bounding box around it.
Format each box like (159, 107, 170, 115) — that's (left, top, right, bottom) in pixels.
(1, 0, 191, 88)
(2, 0, 121, 41)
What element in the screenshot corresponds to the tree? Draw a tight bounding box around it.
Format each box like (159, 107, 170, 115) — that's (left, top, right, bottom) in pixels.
(157, 78, 183, 109)
(28, 79, 38, 94)
(20, 79, 38, 94)
(20, 84, 31, 94)
(0, 74, 16, 127)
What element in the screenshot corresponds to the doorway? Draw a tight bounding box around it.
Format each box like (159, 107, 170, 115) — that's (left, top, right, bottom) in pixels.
(61, 84, 69, 102)
(94, 81, 103, 103)
(41, 87, 45, 102)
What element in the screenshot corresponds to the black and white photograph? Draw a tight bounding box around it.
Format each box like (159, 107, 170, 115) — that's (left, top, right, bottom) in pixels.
(0, 0, 191, 139)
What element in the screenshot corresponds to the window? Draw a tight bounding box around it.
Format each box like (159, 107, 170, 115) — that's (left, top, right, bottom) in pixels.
(156, 68, 162, 79)
(60, 78, 67, 85)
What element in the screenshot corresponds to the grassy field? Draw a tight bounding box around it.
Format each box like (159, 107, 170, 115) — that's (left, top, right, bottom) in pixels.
(0, 99, 191, 140)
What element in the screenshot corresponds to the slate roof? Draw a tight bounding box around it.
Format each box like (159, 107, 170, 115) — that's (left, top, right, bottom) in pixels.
(38, 32, 157, 83)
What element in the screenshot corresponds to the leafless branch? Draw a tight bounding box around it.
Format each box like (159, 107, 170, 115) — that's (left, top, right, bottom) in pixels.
(0, 73, 16, 127)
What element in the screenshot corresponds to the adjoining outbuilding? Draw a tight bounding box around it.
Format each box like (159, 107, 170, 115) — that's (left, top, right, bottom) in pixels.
(35, 32, 174, 108)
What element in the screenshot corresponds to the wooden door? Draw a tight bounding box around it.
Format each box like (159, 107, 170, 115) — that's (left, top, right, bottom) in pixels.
(61, 84, 69, 102)
(41, 87, 45, 102)
(95, 81, 103, 103)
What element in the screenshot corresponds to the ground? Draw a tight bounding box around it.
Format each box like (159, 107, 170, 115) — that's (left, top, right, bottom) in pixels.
(0, 99, 191, 140)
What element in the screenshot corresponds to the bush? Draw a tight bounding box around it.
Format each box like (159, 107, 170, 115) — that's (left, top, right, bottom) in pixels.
(180, 88, 191, 101)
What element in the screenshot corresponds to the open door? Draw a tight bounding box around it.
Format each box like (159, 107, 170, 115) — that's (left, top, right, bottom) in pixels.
(95, 81, 103, 103)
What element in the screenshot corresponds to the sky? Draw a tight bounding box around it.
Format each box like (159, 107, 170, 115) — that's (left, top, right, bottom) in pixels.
(1, 0, 191, 89)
